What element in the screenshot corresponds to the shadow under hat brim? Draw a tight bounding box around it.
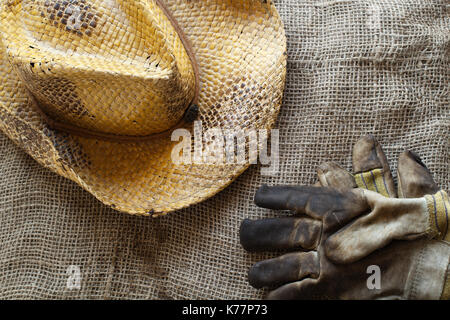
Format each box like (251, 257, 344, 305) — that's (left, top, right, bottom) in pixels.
(0, 0, 286, 215)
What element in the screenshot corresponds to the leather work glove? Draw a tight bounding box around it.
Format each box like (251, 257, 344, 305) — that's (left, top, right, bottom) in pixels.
(240, 135, 450, 299)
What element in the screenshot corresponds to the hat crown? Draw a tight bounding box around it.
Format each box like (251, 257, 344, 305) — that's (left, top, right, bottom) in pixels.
(1, 0, 196, 137)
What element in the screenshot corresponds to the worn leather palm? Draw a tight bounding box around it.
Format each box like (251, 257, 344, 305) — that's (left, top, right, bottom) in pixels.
(240, 136, 449, 299)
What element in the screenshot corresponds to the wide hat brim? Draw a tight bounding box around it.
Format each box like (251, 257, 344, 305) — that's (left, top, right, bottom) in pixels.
(0, 0, 286, 216)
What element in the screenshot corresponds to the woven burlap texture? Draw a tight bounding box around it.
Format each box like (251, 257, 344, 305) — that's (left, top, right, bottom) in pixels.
(0, 0, 448, 299)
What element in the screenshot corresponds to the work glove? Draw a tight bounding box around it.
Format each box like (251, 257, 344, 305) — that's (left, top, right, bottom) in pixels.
(240, 135, 449, 299)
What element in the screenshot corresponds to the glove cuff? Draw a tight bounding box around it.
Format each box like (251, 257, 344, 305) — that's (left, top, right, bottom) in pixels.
(424, 190, 449, 241)
(405, 240, 450, 300)
(354, 168, 392, 198)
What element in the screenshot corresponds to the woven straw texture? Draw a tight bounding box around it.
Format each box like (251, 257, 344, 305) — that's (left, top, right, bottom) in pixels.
(0, 0, 448, 299)
(0, 0, 286, 215)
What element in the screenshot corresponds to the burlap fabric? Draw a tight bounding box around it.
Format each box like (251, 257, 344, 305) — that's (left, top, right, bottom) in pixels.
(0, 0, 448, 299)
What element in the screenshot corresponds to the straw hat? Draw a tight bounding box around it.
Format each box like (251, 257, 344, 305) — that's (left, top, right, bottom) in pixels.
(0, 0, 286, 216)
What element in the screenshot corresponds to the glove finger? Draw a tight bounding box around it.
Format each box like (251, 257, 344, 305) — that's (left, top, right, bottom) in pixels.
(248, 251, 319, 289)
(317, 161, 357, 191)
(398, 152, 449, 241)
(352, 135, 396, 198)
(240, 217, 322, 252)
(254, 185, 368, 226)
(397, 150, 440, 198)
(266, 278, 320, 300)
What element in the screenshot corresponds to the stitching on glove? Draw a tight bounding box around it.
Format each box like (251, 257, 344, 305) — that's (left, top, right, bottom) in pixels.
(440, 259, 450, 300)
(407, 244, 427, 300)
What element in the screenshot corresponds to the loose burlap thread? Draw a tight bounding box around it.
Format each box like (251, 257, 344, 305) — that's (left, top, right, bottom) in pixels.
(0, 0, 448, 299)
